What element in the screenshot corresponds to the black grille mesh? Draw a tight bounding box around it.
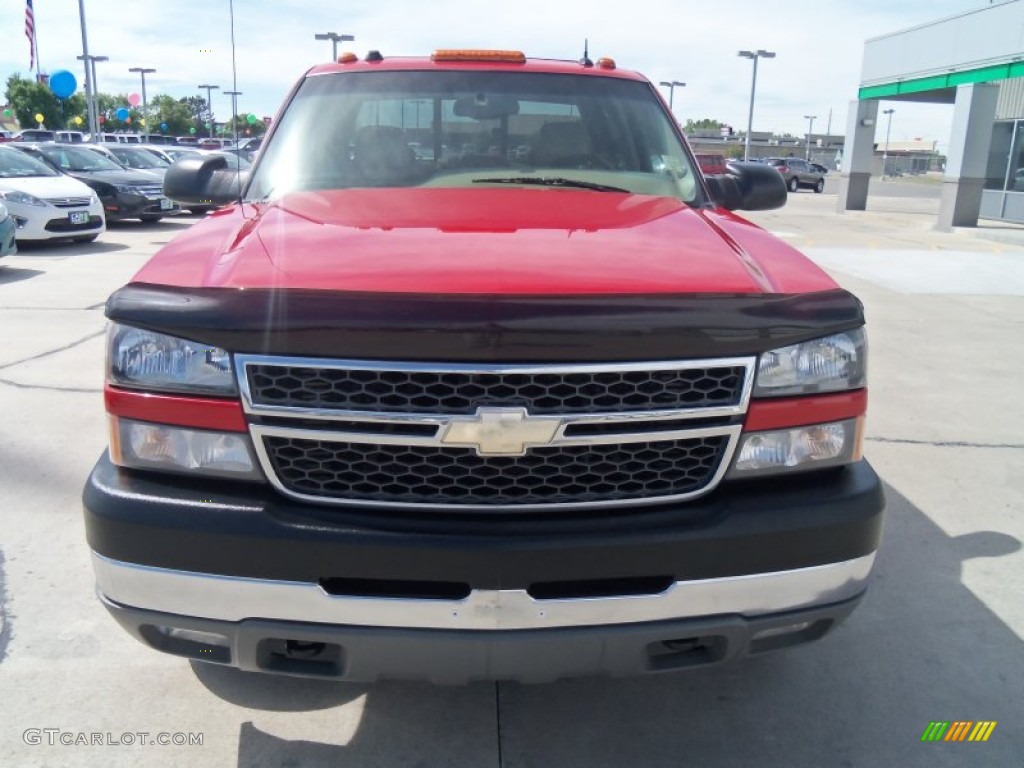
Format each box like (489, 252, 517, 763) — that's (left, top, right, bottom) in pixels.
(247, 365, 745, 414)
(263, 435, 729, 506)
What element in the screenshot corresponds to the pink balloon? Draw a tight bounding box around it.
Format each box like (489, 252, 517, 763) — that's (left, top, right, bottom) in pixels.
(127, 92, 141, 107)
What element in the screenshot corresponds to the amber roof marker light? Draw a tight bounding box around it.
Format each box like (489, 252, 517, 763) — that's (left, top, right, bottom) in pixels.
(431, 50, 527, 63)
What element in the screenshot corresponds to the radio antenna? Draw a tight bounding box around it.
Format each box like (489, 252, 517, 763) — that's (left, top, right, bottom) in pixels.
(228, 0, 244, 210)
(580, 38, 592, 67)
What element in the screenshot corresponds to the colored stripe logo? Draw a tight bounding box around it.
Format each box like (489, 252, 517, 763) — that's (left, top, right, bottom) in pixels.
(921, 721, 997, 742)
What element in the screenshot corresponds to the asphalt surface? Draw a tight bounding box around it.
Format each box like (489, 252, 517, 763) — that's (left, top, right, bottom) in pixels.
(0, 189, 1021, 767)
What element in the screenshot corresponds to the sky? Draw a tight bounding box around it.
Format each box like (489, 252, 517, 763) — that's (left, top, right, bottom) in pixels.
(0, 0, 996, 150)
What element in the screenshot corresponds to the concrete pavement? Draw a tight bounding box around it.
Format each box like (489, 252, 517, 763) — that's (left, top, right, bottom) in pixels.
(0, 197, 1021, 766)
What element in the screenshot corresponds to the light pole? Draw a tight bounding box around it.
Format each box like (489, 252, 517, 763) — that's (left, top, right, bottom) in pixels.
(76, 0, 96, 140)
(224, 90, 242, 141)
(77, 54, 107, 138)
(129, 67, 156, 140)
(314, 32, 355, 61)
(738, 49, 775, 161)
(658, 80, 686, 111)
(804, 114, 816, 161)
(197, 84, 219, 138)
(881, 108, 895, 179)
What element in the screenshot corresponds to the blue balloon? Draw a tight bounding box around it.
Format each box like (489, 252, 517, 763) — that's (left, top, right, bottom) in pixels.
(49, 69, 77, 99)
(116, 107, 130, 121)
(160, 122, 168, 132)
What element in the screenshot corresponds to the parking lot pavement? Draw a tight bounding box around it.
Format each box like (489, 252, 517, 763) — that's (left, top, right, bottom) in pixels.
(1, 207, 1021, 767)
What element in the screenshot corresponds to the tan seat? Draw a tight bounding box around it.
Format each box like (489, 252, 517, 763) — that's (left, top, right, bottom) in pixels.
(351, 125, 416, 186)
(532, 121, 590, 166)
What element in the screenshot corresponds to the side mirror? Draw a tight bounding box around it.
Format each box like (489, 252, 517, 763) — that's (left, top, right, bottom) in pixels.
(704, 161, 787, 211)
(163, 154, 249, 207)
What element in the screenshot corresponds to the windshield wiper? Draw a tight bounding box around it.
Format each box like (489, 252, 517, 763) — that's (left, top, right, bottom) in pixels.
(472, 176, 629, 193)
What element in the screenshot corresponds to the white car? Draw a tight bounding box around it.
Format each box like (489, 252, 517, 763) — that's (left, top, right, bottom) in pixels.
(0, 145, 105, 243)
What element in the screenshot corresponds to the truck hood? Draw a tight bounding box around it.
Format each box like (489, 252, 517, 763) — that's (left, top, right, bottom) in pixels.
(133, 187, 837, 295)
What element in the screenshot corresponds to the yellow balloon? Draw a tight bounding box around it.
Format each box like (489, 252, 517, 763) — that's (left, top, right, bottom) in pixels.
(74, 116, 83, 125)
(34, 112, 45, 123)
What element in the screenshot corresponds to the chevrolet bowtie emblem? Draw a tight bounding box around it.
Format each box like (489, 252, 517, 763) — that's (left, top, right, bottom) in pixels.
(441, 407, 563, 456)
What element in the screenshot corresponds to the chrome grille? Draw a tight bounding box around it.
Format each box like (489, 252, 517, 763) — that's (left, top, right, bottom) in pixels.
(263, 435, 729, 506)
(45, 196, 92, 208)
(238, 355, 754, 510)
(246, 363, 746, 414)
(134, 185, 164, 197)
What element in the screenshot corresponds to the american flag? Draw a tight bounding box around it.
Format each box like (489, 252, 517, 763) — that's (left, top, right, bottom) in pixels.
(25, 0, 35, 70)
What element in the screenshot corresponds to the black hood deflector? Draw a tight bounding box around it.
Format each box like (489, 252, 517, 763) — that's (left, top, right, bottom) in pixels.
(106, 284, 864, 362)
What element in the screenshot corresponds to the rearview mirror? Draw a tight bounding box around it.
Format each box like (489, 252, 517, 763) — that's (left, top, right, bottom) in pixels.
(704, 161, 787, 211)
(452, 94, 520, 120)
(163, 155, 248, 207)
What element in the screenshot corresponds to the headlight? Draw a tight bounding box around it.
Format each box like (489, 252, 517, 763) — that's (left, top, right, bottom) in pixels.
(728, 418, 862, 477)
(114, 184, 142, 194)
(108, 323, 236, 395)
(110, 417, 261, 480)
(0, 189, 47, 207)
(754, 328, 866, 397)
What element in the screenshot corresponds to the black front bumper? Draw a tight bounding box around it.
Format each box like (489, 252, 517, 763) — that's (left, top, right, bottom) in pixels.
(84, 454, 884, 589)
(101, 593, 864, 684)
(103, 193, 179, 220)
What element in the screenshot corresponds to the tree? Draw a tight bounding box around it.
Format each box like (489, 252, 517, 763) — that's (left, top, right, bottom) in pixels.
(181, 95, 212, 128)
(222, 113, 267, 138)
(684, 118, 725, 133)
(149, 94, 195, 136)
(4, 73, 86, 130)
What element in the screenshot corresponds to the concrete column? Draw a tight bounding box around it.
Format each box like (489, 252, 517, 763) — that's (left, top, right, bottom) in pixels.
(837, 99, 879, 213)
(936, 83, 999, 231)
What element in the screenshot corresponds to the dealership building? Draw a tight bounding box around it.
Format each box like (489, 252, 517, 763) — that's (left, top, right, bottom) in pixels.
(839, 0, 1024, 229)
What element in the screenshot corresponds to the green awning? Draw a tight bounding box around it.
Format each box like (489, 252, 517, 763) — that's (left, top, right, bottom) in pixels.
(859, 60, 1024, 100)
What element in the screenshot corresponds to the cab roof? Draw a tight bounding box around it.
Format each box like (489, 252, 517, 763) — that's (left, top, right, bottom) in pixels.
(306, 53, 648, 82)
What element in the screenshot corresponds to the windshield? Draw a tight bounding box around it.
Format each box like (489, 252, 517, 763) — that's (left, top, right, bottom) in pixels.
(39, 145, 125, 172)
(110, 147, 170, 169)
(0, 147, 59, 178)
(247, 70, 697, 202)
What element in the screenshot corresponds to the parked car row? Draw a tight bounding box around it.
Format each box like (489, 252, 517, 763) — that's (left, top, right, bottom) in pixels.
(0, 140, 250, 246)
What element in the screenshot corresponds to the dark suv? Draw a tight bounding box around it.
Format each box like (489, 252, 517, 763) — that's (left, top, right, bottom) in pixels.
(764, 157, 825, 193)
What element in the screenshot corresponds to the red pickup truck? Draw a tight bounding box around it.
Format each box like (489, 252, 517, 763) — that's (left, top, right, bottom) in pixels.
(84, 50, 884, 684)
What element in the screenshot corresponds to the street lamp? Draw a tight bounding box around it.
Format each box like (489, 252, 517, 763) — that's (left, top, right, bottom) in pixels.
(197, 84, 219, 138)
(224, 90, 242, 140)
(76, 0, 98, 140)
(738, 49, 775, 161)
(804, 114, 816, 161)
(881, 108, 895, 179)
(76, 54, 108, 138)
(314, 32, 355, 61)
(128, 67, 156, 140)
(658, 80, 686, 111)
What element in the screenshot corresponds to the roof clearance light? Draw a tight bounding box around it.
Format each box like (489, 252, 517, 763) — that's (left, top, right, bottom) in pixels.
(338, 52, 358, 64)
(431, 50, 526, 63)
(597, 57, 617, 69)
